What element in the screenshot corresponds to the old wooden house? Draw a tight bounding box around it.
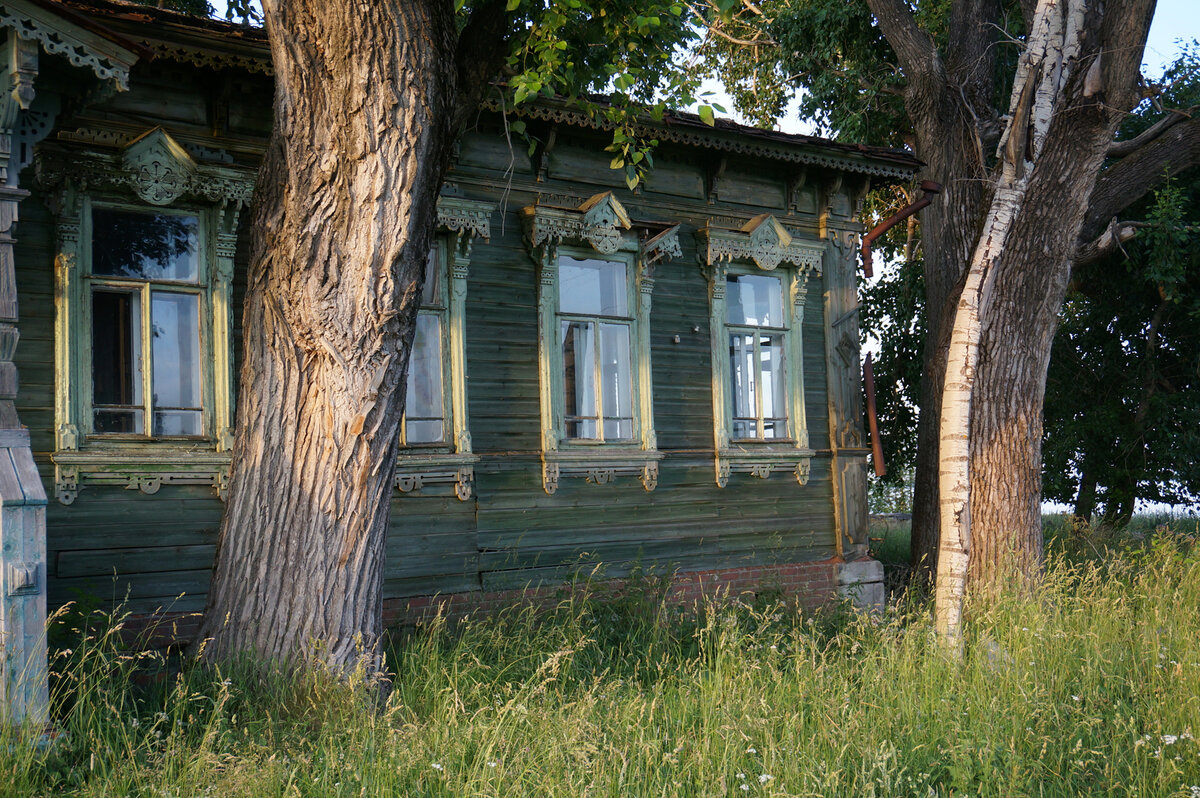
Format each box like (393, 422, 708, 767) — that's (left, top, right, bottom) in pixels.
(0, 0, 917, 721)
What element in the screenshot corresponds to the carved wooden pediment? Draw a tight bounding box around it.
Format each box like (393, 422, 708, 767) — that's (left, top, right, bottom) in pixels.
(523, 191, 633, 255)
(697, 214, 823, 273)
(122, 127, 197, 206)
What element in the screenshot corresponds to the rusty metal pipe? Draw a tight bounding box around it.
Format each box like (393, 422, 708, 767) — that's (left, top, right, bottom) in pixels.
(859, 180, 942, 278)
(863, 351, 886, 477)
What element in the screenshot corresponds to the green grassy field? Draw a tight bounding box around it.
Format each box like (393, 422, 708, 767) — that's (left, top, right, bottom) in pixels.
(3, 518, 1198, 797)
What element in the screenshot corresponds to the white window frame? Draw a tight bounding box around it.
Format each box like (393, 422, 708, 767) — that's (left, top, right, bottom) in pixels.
(697, 215, 822, 487)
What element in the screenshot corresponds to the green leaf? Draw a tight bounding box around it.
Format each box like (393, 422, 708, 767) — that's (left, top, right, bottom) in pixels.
(698, 105, 715, 127)
(510, 120, 526, 135)
(506, 0, 520, 10)
(610, 156, 625, 169)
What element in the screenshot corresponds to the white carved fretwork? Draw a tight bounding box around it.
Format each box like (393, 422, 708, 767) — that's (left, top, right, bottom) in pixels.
(524, 193, 678, 495)
(123, 128, 197, 206)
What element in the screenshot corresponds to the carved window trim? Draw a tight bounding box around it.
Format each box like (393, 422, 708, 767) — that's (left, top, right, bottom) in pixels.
(523, 192, 680, 494)
(42, 132, 254, 505)
(392, 197, 493, 502)
(697, 215, 823, 487)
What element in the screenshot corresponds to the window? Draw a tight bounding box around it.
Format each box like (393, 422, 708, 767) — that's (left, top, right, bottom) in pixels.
(698, 215, 823, 487)
(392, 197, 494, 502)
(44, 129, 254, 505)
(524, 192, 680, 494)
(726, 273, 789, 441)
(402, 246, 449, 446)
(558, 255, 635, 442)
(88, 206, 207, 438)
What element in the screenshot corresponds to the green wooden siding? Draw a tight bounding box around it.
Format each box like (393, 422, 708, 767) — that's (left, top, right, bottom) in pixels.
(20, 69, 858, 617)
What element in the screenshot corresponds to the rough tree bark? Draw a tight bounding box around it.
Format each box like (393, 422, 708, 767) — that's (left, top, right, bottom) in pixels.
(198, 0, 507, 669)
(866, 0, 1171, 587)
(931, 0, 1154, 633)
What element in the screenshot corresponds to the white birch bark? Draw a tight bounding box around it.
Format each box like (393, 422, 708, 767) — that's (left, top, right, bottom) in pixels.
(934, 0, 1087, 645)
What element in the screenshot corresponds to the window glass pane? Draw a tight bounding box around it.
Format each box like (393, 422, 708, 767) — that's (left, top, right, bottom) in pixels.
(154, 410, 202, 436)
(599, 323, 633, 440)
(152, 292, 202, 413)
(405, 312, 444, 443)
(760, 334, 787, 438)
(561, 320, 598, 439)
(92, 288, 143, 433)
(726, 274, 783, 327)
(729, 332, 756, 438)
(95, 409, 143, 434)
(559, 256, 628, 316)
(92, 208, 199, 283)
(421, 247, 441, 307)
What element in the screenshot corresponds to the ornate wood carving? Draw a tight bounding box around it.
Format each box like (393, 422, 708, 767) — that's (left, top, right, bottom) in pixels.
(823, 223, 870, 557)
(393, 198, 492, 501)
(698, 215, 821, 488)
(524, 193, 679, 495)
(51, 451, 232, 504)
(0, 0, 141, 91)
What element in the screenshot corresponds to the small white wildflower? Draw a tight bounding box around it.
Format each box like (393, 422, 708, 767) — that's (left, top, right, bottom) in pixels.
(770, 645, 777, 650)
(1072, 695, 1081, 702)
(1187, 785, 1200, 798)
(736, 773, 746, 780)
(740, 785, 750, 792)
(131, 718, 139, 728)
(431, 763, 444, 771)
(487, 761, 497, 768)
(1162, 735, 1179, 745)
(758, 774, 773, 783)
(746, 747, 757, 754)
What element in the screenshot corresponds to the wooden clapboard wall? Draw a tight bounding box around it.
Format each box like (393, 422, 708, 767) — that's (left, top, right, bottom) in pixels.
(16, 41, 881, 618)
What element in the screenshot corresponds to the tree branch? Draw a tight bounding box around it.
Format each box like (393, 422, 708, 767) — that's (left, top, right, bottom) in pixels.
(453, 0, 512, 131)
(864, 0, 941, 81)
(1080, 116, 1200, 243)
(1108, 107, 1196, 158)
(1073, 218, 1144, 268)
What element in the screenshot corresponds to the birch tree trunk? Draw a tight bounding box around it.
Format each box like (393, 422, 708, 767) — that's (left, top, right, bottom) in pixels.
(197, 0, 461, 669)
(934, 0, 1155, 639)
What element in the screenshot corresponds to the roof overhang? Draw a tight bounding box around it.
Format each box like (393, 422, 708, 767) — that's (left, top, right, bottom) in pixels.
(0, 0, 145, 90)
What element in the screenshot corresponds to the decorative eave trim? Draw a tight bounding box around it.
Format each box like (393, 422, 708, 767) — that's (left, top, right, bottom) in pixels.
(141, 38, 271, 75)
(436, 196, 493, 240)
(0, 0, 141, 90)
(36, 137, 256, 208)
(482, 99, 918, 180)
(697, 214, 824, 273)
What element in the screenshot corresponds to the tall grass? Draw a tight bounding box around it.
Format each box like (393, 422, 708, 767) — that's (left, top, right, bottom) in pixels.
(3, 527, 1199, 797)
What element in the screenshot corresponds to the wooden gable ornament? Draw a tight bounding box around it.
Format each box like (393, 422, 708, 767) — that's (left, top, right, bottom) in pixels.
(121, 127, 196, 206)
(697, 213, 822, 274)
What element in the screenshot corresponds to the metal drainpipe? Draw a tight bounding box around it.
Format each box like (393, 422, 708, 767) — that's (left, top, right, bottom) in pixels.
(858, 180, 942, 476)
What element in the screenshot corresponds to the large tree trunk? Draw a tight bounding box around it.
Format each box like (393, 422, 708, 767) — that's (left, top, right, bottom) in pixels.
(935, 0, 1154, 632)
(197, 0, 460, 669)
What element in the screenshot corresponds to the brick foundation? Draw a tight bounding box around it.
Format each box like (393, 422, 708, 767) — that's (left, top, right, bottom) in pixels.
(113, 559, 843, 648)
(382, 558, 841, 628)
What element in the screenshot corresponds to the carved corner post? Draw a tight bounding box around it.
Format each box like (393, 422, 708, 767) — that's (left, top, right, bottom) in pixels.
(823, 205, 870, 560)
(0, 28, 46, 728)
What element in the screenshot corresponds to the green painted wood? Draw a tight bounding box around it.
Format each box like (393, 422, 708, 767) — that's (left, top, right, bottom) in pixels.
(20, 68, 867, 616)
